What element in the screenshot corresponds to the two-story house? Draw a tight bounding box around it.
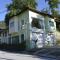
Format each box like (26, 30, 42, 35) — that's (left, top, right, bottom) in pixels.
(0, 7, 56, 49)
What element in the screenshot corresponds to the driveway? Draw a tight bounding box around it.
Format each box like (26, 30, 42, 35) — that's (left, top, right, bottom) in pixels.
(0, 50, 57, 60)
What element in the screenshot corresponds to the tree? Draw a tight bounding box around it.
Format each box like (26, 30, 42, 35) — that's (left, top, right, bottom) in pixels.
(7, 0, 37, 15)
(5, 0, 37, 26)
(7, 0, 37, 11)
(45, 0, 60, 16)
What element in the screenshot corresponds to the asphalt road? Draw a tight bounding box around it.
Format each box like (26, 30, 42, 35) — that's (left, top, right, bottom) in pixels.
(0, 50, 56, 60)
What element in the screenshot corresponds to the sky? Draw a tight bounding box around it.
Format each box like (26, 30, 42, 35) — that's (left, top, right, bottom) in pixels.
(0, 0, 50, 21)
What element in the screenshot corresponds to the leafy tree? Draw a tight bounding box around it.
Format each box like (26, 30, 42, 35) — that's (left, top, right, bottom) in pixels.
(45, 0, 60, 31)
(7, 0, 37, 15)
(45, 0, 60, 16)
(5, 0, 37, 26)
(7, 0, 37, 11)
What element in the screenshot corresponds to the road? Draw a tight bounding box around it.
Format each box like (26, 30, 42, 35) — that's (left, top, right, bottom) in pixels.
(0, 50, 56, 60)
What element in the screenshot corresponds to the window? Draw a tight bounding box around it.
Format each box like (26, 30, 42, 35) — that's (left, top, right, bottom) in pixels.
(18, 20, 20, 30)
(21, 20, 24, 29)
(5, 32, 7, 37)
(21, 34, 24, 42)
(32, 18, 44, 29)
(10, 21, 14, 28)
(12, 36, 19, 44)
(0, 34, 1, 36)
(3, 33, 4, 36)
(8, 37, 11, 44)
(21, 20, 24, 26)
(39, 20, 44, 29)
(0, 39, 1, 44)
(49, 21, 54, 26)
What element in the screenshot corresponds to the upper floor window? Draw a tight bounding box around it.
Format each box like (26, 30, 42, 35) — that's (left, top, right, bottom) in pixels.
(18, 20, 20, 30)
(49, 21, 54, 26)
(32, 18, 44, 29)
(21, 20, 24, 29)
(10, 21, 14, 28)
(21, 20, 24, 26)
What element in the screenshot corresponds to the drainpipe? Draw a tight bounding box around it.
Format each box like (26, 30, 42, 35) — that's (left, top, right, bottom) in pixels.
(43, 18, 46, 47)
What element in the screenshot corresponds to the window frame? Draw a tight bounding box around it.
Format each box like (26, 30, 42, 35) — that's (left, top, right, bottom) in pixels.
(21, 20, 24, 29)
(21, 20, 24, 26)
(12, 36, 19, 44)
(10, 21, 14, 28)
(31, 18, 44, 29)
(21, 34, 24, 42)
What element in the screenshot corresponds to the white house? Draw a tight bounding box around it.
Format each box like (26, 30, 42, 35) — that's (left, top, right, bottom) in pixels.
(0, 7, 56, 49)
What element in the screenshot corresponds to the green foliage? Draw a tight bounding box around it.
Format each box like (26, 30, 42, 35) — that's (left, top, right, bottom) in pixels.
(5, 0, 37, 26)
(8, 0, 37, 13)
(45, 0, 60, 16)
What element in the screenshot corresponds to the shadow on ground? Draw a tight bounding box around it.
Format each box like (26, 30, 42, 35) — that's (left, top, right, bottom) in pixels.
(0, 45, 60, 60)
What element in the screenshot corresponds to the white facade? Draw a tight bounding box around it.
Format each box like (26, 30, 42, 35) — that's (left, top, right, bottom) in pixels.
(29, 11, 45, 48)
(0, 9, 56, 49)
(9, 16, 19, 34)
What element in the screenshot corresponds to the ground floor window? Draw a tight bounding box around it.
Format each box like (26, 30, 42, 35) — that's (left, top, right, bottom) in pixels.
(0, 33, 1, 36)
(0, 39, 1, 44)
(12, 36, 19, 44)
(21, 34, 24, 42)
(8, 37, 11, 44)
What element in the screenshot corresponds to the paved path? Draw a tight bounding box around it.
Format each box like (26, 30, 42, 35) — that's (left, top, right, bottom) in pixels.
(0, 50, 56, 60)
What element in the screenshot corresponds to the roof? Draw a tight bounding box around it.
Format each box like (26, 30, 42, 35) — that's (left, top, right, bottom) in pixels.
(8, 7, 54, 20)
